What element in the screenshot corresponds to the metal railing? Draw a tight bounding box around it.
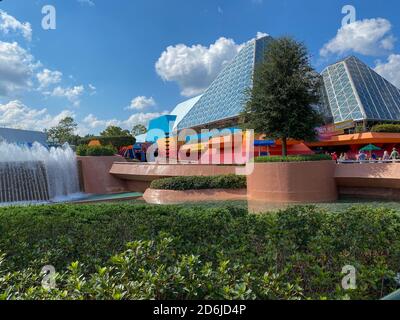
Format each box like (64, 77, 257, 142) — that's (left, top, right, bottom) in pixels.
(338, 160, 400, 164)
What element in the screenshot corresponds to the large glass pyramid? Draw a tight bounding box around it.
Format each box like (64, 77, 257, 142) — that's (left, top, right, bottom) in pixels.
(177, 35, 273, 130)
(321, 56, 400, 123)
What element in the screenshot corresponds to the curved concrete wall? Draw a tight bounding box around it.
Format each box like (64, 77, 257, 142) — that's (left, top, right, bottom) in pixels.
(143, 188, 247, 205)
(335, 163, 400, 200)
(110, 163, 242, 192)
(247, 161, 338, 203)
(78, 156, 128, 194)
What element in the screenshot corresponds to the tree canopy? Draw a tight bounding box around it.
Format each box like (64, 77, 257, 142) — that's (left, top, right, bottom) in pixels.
(46, 117, 79, 145)
(132, 124, 147, 137)
(241, 37, 322, 156)
(100, 126, 131, 137)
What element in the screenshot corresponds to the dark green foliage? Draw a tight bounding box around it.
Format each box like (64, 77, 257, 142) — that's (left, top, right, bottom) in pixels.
(150, 175, 247, 190)
(0, 204, 400, 300)
(241, 37, 323, 156)
(255, 154, 332, 163)
(46, 117, 78, 145)
(78, 136, 136, 149)
(100, 125, 131, 137)
(371, 124, 400, 133)
(132, 124, 147, 137)
(76, 145, 117, 156)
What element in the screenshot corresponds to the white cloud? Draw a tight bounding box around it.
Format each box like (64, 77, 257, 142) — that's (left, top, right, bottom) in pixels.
(124, 111, 169, 127)
(88, 84, 97, 95)
(82, 114, 120, 129)
(0, 41, 37, 97)
(126, 96, 156, 110)
(320, 18, 396, 57)
(50, 85, 85, 107)
(0, 100, 74, 131)
(77, 0, 95, 7)
(375, 54, 400, 88)
(155, 37, 243, 97)
(0, 10, 32, 41)
(37, 69, 63, 89)
(256, 32, 269, 39)
(82, 111, 168, 134)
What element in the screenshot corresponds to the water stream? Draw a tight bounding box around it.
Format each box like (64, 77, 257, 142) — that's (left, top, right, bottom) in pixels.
(0, 142, 81, 204)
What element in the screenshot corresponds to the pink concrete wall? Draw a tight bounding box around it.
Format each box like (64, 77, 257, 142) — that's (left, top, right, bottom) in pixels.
(109, 163, 242, 192)
(78, 156, 128, 194)
(110, 163, 241, 180)
(247, 161, 338, 203)
(335, 163, 400, 200)
(143, 188, 247, 205)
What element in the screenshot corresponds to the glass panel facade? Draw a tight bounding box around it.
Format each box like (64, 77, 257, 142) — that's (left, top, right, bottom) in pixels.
(321, 61, 364, 123)
(322, 56, 400, 123)
(177, 36, 272, 130)
(346, 56, 400, 121)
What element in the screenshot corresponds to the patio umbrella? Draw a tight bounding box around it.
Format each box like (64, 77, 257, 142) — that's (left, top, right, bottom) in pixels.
(360, 144, 381, 159)
(360, 144, 381, 152)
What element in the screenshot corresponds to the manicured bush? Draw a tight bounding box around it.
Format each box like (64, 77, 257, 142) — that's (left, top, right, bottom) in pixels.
(150, 175, 247, 191)
(255, 154, 332, 163)
(371, 124, 400, 133)
(0, 204, 400, 300)
(77, 145, 117, 156)
(78, 136, 136, 149)
(76, 144, 88, 156)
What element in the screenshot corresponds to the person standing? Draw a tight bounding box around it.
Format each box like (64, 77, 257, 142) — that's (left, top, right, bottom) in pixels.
(390, 148, 399, 160)
(383, 151, 390, 161)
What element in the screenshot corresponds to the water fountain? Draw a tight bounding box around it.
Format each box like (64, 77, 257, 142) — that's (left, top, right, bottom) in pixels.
(0, 142, 81, 204)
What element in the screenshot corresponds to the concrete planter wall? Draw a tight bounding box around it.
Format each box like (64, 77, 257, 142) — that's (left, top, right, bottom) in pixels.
(77, 156, 128, 194)
(247, 161, 338, 203)
(143, 188, 247, 205)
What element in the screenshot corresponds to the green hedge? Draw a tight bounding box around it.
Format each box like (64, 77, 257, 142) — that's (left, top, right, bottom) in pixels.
(1, 204, 400, 300)
(255, 154, 332, 163)
(78, 136, 136, 149)
(150, 174, 247, 191)
(371, 124, 400, 133)
(76, 145, 117, 156)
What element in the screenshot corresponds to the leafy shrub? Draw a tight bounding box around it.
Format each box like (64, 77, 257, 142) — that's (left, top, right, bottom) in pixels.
(76, 144, 88, 156)
(78, 136, 136, 149)
(77, 145, 117, 156)
(0, 203, 400, 300)
(255, 154, 332, 163)
(150, 175, 247, 191)
(371, 124, 400, 133)
(0, 237, 303, 300)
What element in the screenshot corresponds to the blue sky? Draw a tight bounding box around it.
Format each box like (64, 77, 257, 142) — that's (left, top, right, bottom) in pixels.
(0, 0, 399, 135)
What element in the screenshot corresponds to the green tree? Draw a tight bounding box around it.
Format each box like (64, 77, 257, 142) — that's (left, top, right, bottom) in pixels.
(241, 37, 322, 156)
(47, 117, 79, 145)
(100, 126, 131, 137)
(132, 124, 147, 137)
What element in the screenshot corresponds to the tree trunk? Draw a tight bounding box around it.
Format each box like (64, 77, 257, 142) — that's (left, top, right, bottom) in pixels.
(281, 136, 288, 157)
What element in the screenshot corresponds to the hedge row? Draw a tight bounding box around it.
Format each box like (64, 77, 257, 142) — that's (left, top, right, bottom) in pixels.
(371, 124, 400, 133)
(78, 136, 136, 149)
(0, 204, 400, 300)
(150, 174, 247, 191)
(255, 154, 332, 163)
(76, 145, 117, 156)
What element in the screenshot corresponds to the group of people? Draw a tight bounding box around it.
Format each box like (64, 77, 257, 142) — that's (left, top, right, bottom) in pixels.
(329, 148, 400, 162)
